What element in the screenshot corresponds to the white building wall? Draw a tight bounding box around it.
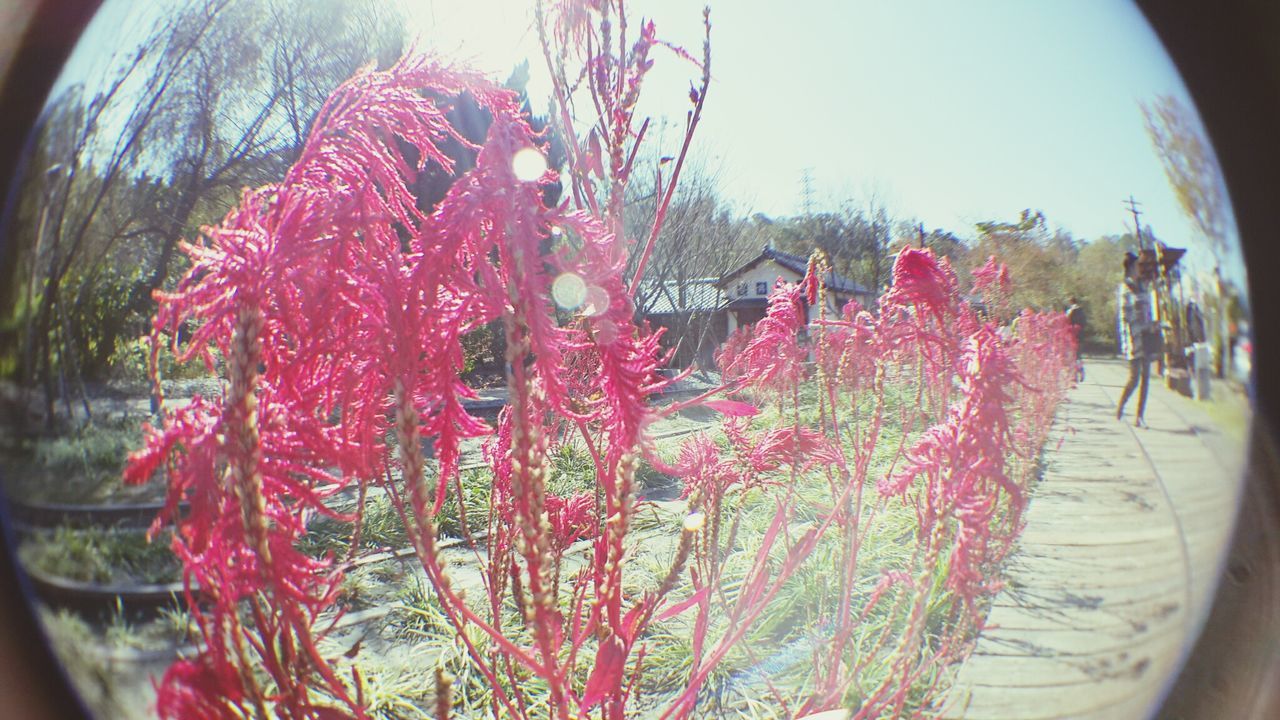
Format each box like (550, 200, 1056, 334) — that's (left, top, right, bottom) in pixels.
(809, 294, 848, 323)
(722, 260, 856, 327)
(724, 261, 802, 303)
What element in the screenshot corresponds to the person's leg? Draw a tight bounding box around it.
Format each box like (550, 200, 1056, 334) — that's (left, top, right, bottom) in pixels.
(1117, 357, 1140, 418)
(1135, 359, 1151, 425)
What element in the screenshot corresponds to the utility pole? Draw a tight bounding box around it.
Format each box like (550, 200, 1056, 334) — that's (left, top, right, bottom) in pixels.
(917, 222, 926, 249)
(1124, 195, 1145, 249)
(1125, 194, 1176, 376)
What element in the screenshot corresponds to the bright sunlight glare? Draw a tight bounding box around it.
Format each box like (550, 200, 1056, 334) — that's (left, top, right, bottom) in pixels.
(512, 147, 548, 182)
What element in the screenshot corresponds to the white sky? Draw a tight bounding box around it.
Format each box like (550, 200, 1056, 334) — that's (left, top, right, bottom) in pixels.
(393, 0, 1245, 291)
(53, 0, 1247, 291)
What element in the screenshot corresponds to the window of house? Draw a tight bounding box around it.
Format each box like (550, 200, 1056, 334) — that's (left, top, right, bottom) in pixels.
(756, 281, 768, 295)
(737, 283, 747, 296)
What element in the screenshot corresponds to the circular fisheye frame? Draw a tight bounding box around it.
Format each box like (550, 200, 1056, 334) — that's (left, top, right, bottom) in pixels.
(0, 1, 1266, 719)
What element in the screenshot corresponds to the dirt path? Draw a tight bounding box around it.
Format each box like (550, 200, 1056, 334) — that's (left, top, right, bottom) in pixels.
(939, 358, 1248, 719)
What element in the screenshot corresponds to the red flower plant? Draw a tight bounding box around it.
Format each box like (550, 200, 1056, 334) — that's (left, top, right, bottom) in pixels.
(971, 254, 1012, 318)
(121, 1, 1074, 714)
(720, 279, 809, 394)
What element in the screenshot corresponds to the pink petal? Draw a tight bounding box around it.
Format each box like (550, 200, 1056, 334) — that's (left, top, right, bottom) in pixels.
(657, 585, 711, 622)
(581, 635, 626, 708)
(703, 399, 759, 417)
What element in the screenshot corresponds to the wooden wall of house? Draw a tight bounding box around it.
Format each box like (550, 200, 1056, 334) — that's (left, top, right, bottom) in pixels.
(648, 310, 729, 371)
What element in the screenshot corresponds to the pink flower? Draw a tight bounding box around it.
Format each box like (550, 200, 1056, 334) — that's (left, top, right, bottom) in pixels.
(728, 422, 839, 477)
(881, 325, 1022, 603)
(546, 492, 599, 548)
(817, 303, 881, 392)
(879, 247, 961, 322)
(971, 255, 1011, 301)
(154, 657, 243, 720)
(720, 280, 808, 392)
(673, 433, 737, 500)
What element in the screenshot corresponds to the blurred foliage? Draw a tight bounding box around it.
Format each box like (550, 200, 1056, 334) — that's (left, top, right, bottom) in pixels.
(459, 321, 504, 378)
(3, 415, 147, 503)
(20, 526, 179, 585)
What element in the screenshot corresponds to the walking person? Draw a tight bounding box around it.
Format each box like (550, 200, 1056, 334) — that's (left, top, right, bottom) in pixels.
(1116, 252, 1160, 427)
(1066, 296, 1086, 381)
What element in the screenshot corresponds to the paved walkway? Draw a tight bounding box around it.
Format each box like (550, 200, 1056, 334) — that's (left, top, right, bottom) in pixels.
(941, 358, 1249, 720)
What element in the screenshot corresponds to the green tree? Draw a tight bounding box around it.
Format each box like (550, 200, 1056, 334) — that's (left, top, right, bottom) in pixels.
(624, 152, 757, 293)
(15, 4, 225, 423)
(1071, 233, 1140, 349)
(751, 199, 893, 296)
(625, 160, 754, 368)
(970, 209, 1079, 316)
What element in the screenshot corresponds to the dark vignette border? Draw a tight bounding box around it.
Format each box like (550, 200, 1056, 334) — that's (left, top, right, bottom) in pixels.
(0, 2, 1278, 718)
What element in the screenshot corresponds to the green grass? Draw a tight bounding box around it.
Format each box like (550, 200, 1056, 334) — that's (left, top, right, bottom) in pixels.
(37, 603, 193, 720)
(630, 478, 918, 713)
(376, 573, 501, 717)
(26, 369, 1022, 718)
(19, 526, 180, 585)
(614, 368, 1010, 718)
(2, 416, 151, 504)
(303, 462, 499, 561)
(38, 608, 129, 718)
(545, 441, 599, 496)
(303, 491, 410, 558)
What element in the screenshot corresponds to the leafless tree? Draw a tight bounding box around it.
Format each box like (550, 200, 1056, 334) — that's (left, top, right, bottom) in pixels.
(19, 0, 227, 424)
(624, 158, 755, 368)
(10, 0, 406, 425)
(628, 163, 753, 310)
(1141, 94, 1235, 376)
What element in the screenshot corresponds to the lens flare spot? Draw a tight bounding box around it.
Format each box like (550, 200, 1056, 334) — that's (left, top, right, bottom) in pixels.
(594, 317, 618, 344)
(683, 511, 706, 533)
(581, 285, 610, 317)
(512, 147, 548, 182)
(552, 272, 588, 310)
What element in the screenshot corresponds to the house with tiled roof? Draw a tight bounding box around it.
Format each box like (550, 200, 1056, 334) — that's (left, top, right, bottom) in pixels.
(714, 246, 875, 335)
(639, 246, 876, 370)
